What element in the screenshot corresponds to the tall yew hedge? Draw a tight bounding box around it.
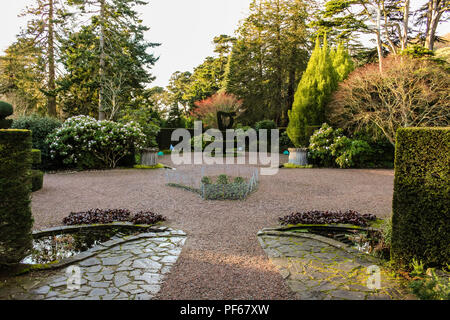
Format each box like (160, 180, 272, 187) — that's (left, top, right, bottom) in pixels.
(0, 129, 34, 265)
(392, 127, 450, 268)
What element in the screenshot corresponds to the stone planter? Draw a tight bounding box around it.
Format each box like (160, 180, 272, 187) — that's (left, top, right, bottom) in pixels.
(288, 148, 308, 166)
(140, 148, 159, 166)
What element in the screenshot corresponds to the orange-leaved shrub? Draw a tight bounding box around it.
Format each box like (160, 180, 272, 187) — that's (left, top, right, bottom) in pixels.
(191, 92, 243, 128)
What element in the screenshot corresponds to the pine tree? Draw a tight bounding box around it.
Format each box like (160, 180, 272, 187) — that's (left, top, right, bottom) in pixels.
(330, 42, 354, 81)
(287, 36, 339, 147)
(18, 0, 67, 117)
(67, 0, 158, 119)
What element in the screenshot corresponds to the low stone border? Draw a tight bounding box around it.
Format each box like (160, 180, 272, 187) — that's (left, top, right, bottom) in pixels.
(19, 224, 185, 274)
(257, 228, 413, 300)
(258, 228, 378, 262)
(263, 223, 380, 233)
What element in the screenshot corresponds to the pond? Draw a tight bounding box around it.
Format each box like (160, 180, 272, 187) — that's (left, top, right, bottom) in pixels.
(288, 225, 388, 259)
(22, 228, 140, 265)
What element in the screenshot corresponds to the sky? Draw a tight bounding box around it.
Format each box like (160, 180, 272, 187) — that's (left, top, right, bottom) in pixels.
(0, 0, 449, 88)
(0, 0, 252, 88)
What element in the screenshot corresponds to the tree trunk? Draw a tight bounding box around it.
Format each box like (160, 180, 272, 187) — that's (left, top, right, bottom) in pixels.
(425, 0, 445, 51)
(47, 0, 57, 117)
(376, 4, 383, 73)
(401, 0, 410, 51)
(98, 0, 106, 120)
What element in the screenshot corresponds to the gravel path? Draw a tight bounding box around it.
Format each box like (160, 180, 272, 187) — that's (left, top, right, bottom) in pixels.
(31, 155, 394, 299)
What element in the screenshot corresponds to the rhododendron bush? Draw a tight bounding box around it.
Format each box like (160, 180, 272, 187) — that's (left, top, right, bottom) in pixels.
(47, 115, 146, 168)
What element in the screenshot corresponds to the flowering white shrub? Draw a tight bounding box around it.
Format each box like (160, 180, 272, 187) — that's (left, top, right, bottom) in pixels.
(308, 123, 373, 168)
(308, 123, 344, 167)
(47, 115, 146, 168)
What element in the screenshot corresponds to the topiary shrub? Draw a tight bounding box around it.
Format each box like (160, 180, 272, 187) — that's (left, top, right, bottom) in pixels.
(31, 149, 42, 165)
(31, 170, 44, 192)
(11, 114, 62, 170)
(0, 101, 14, 129)
(391, 127, 450, 269)
(31, 149, 44, 192)
(0, 129, 34, 265)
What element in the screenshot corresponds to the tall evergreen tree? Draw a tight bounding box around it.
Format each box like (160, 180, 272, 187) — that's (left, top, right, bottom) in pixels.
(0, 39, 47, 115)
(18, 0, 67, 117)
(330, 42, 354, 81)
(225, 0, 310, 126)
(287, 36, 339, 147)
(61, 0, 159, 119)
(67, 0, 159, 119)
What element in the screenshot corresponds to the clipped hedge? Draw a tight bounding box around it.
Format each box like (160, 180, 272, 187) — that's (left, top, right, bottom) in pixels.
(0, 129, 34, 265)
(11, 115, 62, 170)
(31, 149, 42, 165)
(30, 149, 44, 192)
(31, 170, 44, 192)
(391, 127, 450, 269)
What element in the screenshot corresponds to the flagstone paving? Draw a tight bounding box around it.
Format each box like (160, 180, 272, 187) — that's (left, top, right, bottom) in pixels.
(2, 228, 186, 300)
(258, 230, 415, 300)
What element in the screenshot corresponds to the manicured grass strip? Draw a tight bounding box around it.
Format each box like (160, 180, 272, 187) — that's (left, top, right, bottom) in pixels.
(283, 163, 313, 169)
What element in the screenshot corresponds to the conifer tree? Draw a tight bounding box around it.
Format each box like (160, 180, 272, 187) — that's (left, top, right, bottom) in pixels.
(331, 42, 354, 81)
(18, 0, 67, 117)
(287, 36, 339, 147)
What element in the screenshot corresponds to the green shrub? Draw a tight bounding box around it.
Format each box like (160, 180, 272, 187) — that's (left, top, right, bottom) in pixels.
(217, 174, 229, 185)
(31, 149, 42, 165)
(233, 176, 245, 184)
(11, 114, 62, 170)
(409, 268, 450, 300)
(254, 120, 277, 131)
(353, 129, 395, 168)
(331, 136, 373, 169)
(280, 131, 295, 151)
(0, 101, 14, 129)
(0, 129, 34, 265)
(391, 127, 450, 269)
(119, 108, 160, 148)
(308, 123, 374, 168)
(308, 124, 343, 167)
(0, 101, 13, 119)
(31, 170, 44, 192)
(190, 133, 214, 151)
(201, 176, 212, 185)
(47, 116, 146, 169)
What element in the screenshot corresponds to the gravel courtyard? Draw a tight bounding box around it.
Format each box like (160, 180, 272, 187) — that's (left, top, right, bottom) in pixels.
(30, 155, 395, 299)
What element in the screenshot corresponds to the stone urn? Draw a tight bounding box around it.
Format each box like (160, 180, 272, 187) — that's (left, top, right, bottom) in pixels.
(288, 148, 308, 166)
(140, 147, 159, 166)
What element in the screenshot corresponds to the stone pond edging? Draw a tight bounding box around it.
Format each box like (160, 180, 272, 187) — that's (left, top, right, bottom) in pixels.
(257, 227, 414, 300)
(258, 227, 377, 259)
(20, 223, 186, 274)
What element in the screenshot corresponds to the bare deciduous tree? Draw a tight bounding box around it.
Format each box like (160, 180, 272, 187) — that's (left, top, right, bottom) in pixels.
(327, 56, 450, 145)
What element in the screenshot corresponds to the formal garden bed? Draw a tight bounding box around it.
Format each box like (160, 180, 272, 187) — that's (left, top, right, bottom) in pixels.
(165, 166, 259, 200)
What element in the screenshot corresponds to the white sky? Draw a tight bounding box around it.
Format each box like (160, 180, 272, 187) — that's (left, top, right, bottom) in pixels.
(0, 0, 449, 88)
(0, 0, 252, 88)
